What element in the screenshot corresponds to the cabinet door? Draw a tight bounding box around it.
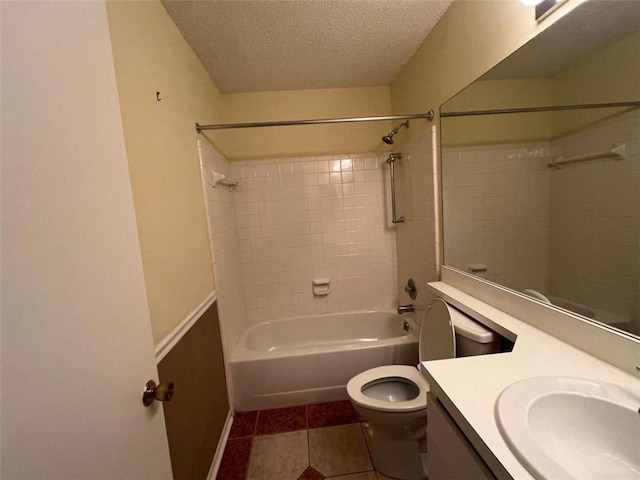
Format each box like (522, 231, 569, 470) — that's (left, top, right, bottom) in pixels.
(427, 430, 460, 479)
(427, 393, 495, 480)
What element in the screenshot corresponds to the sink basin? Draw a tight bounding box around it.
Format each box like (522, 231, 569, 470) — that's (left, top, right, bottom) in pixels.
(496, 376, 640, 479)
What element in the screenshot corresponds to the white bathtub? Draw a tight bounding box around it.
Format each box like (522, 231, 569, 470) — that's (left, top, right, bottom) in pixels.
(231, 311, 419, 411)
(525, 291, 636, 333)
(547, 294, 636, 332)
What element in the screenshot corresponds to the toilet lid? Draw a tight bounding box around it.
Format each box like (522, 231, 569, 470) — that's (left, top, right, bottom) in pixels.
(419, 298, 456, 362)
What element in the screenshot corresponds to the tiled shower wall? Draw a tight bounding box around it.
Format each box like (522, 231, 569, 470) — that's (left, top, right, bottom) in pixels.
(199, 138, 250, 363)
(441, 108, 639, 331)
(229, 153, 398, 324)
(442, 142, 551, 293)
(549, 109, 639, 328)
(394, 128, 441, 319)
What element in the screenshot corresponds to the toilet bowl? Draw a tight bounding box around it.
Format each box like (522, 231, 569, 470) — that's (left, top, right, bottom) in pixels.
(347, 298, 497, 480)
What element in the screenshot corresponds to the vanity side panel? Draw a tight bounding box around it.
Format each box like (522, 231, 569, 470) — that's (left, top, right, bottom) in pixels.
(427, 430, 460, 480)
(427, 393, 497, 480)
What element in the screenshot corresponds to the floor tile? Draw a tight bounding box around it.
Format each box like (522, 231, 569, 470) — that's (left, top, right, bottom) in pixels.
(256, 405, 307, 435)
(298, 466, 325, 480)
(309, 424, 372, 477)
(328, 473, 377, 479)
(374, 472, 398, 480)
(247, 430, 309, 480)
(216, 437, 252, 480)
(230, 411, 258, 438)
(307, 400, 360, 429)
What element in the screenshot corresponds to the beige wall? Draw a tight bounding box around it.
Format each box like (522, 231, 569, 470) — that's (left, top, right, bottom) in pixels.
(554, 31, 640, 107)
(391, 1, 556, 116)
(551, 31, 640, 137)
(438, 27, 640, 147)
(441, 78, 554, 147)
(107, 1, 220, 343)
(442, 78, 553, 112)
(215, 87, 393, 160)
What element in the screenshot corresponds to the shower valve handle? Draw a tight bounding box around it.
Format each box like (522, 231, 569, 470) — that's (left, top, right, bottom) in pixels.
(404, 279, 417, 300)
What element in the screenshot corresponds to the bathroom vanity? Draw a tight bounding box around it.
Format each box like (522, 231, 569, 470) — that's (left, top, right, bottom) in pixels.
(420, 270, 640, 479)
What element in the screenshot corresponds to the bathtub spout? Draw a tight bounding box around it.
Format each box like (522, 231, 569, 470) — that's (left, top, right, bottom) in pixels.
(397, 304, 415, 314)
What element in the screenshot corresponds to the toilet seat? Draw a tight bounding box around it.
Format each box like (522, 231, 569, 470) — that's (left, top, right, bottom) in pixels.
(347, 299, 462, 414)
(347, 365, 429, 413)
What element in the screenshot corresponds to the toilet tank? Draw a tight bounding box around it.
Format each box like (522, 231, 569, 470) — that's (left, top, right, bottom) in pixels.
(452, 313, 499, 357)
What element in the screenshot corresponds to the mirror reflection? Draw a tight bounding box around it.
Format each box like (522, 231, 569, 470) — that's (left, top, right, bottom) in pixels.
(440, 1, 640, 336)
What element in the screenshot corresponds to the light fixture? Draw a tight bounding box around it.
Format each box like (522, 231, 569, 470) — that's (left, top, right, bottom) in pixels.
(527, 0, 566, 21)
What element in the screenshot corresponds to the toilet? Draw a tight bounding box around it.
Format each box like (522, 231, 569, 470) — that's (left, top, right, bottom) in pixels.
(347, 298, 498, 480)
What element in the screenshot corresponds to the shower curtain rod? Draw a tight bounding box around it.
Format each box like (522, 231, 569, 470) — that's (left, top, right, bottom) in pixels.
(195, 111, 434, 132)
(440, 101, 640, 118)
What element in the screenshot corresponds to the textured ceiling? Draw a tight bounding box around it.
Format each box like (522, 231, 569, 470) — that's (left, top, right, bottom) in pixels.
(162, 0, 453, 93)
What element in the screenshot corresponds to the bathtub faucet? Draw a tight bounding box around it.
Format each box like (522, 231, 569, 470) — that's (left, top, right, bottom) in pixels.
(397, 304, 415, 314)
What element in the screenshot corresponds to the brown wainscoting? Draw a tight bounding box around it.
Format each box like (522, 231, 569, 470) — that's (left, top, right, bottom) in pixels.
(158, 301, 229, 480)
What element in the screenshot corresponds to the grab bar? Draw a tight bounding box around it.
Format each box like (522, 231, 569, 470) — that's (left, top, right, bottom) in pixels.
(209, 169, 239, 190)
(386, 153, 404, 223)
(548, 144, 625, 168)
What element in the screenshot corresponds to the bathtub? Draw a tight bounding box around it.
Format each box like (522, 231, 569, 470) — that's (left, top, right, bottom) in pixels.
(547, 294, 635, 331)
(230, 311, 419, 411)
(525, 290, 635, 332)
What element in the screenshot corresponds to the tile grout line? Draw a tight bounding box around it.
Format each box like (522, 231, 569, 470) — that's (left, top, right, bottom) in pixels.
(305, 405, 311, 474)
(253, 410, 259, 436)
(244, 436, 253, 480)
(244, 413, 258, 480)
(324, 467, 378, 479)
(359, 421, 377, 474)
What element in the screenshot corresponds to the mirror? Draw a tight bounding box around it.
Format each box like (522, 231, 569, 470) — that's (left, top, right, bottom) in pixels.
(440, 1, 640, 337)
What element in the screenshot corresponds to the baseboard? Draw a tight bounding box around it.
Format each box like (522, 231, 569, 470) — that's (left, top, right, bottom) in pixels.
(207, 410, 233, 480)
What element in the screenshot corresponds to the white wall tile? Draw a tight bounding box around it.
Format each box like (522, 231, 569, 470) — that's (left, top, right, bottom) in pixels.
(442, 141, 551, 294)
(229, 152, 398, 324)
(441, 109, 639, 332)
(549, 109, 639, 329)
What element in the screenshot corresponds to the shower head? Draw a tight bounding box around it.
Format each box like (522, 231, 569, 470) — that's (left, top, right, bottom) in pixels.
(382, 121, 409, 144)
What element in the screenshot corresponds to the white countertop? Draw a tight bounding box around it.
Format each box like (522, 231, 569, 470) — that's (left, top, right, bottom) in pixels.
(420, 281, 640, 479)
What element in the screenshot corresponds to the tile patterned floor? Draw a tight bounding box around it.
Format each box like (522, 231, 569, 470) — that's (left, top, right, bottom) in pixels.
(217, 400, 398, 480)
